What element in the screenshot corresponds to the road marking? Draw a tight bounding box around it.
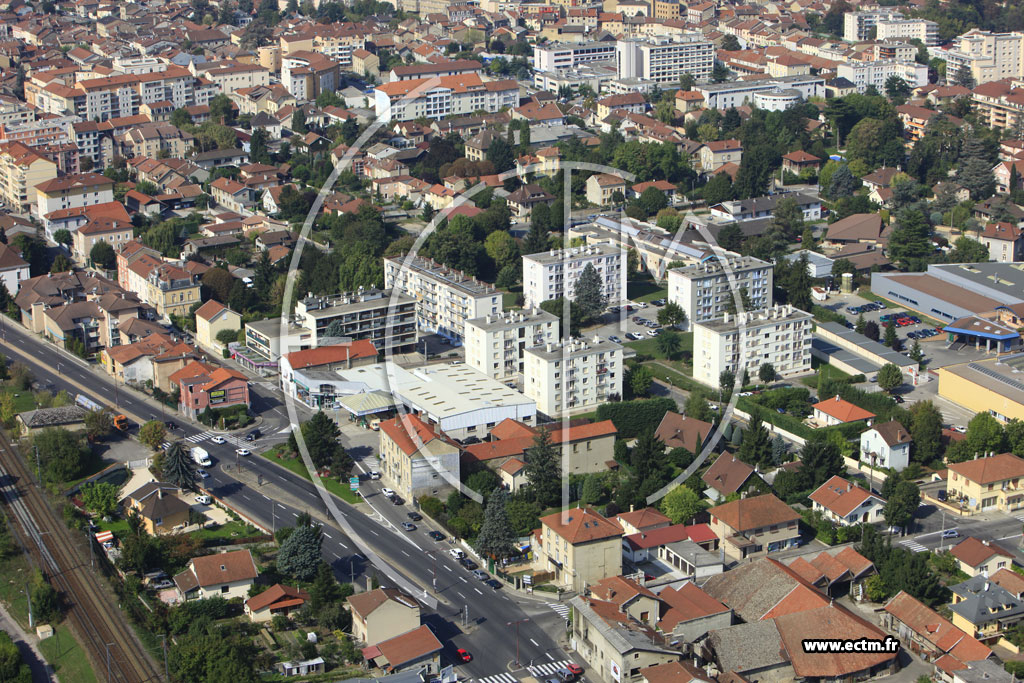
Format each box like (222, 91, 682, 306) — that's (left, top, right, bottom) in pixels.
(474, 588, 482, 595)
(369, 529, 379, 536)
(460, 577, 468, 583)
(338, 542, 349, 549)
(333, 552, 341, 560)
(530, 639, 539, 647)
(998, 534, 1023, 541)
(545, 653, 554, 661)
(262, 494, 270, 500)
(401, 550, 410, 557)
(290, 512, 298, 517)
(456, 591, 465, 599)
(323, 532, 332, 539)
(443, 564, 452, 572)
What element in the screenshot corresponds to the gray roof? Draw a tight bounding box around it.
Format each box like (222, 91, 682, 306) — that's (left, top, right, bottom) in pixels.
(701, 560, 804, 623)
(569, 596, 677, 656)
(927, 262, 1024, 307)
(706, 621, 788, 674)
(950, 658, 1004, 683)
(662, 539, 722, 568)
(526, 336, 622, 361)
(814, 321, 919, 369)
(19, 405, 88, 428)
(950, 575, 1024, 625)
(699, 74, 823, 93)
(811, 338, 880, 374)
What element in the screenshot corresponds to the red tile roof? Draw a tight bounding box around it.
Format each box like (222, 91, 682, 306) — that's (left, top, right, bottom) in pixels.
(245, 583, 309, 613)
(380, 414, 440, 456)
(371, 625, 442, 671)
(808, 475, 882, 518)
(283, 341, 378, 369)
(812, 396, 876, 423)
(948, 452, 1024, 485)
(540, 506, 622, 544)
(950, 536, 1014, 568)
(708, 494, 798, 533)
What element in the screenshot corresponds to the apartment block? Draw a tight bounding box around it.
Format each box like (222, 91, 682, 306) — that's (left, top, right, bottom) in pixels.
(0, 115, 76, 147)
(533, 41, 617, 73)
(615, 35, 715, 84)
(695, 74, 825, 110)
(383, 254, 503, 342)
(946, 31, 1024, 86)
(836, 60, 929, 94)
(281, 51, 340, 102)
(667, 255, 773, 323)
(0, 141, 57, 213)
(73, 66, 200, 121)
(34, 172, 115, 226)
(693, 304, 813, 387)
(464, 308, 560, 380)
(374, 74, 519, 122)
(524, 337, 623, 417)
(294, 287, 417, 354)
(523, 244, 625, 308)
(843, 11, 904, 42)
(876, 18, 939, 46)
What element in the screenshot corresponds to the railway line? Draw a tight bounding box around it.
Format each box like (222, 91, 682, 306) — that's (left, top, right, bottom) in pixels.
(0, 430, 163, 682)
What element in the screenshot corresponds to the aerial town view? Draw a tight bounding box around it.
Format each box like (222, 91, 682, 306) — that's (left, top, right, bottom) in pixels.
(4, 0, 1024, 681)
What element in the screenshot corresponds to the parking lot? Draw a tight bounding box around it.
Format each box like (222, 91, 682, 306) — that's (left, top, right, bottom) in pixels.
(590, 300, 676, 344)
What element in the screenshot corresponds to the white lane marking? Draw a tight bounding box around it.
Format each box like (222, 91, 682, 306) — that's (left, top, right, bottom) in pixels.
(323, 532, 331, 539)
(262, 494, 270, 500)
(443, 564, 453, 572)
(460, 577, 468, 583)
(474, 588, 483, 595)
(530, 639, 539, 647)
(338, 541, 349, 549)
(456, 591, 466, 599)
(401, 550, 410, 557)
(545, 653, 554, 661)
(333, 552, 341, 559)
(369, 529, 379, 536)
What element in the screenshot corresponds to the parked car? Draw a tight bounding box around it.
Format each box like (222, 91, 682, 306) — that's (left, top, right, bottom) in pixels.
(626, 333, 642, 341)
(235, 448, 250, 456)
(472, 569, 489, 580)
(937, 490, 948, 501)
(456, 649, 472, 663)
(485, 579, 502, 590)
(370, 471, 381, 480)
(647, 329, 658, 337)
(391, 496, 404, 505)
(152, 580, 175, 590)
(381, 487, 395, 497)
(458, 557, 478, 571)
(428, 531, 445, 541)
(401, 522, 416, 531)
(196, 469, 209, 479)
(450, 548, 466, 559)
(953, 425, 967, 433)
(608, 336, 622, 343)
(195, 494, 212, 505)
(407, 512, 422, 521)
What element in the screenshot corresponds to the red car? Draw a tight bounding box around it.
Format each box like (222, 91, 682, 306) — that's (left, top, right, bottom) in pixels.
(567, 664, 584, 676)
(457, 649, 472, 663)
(897, 318, 912, 327)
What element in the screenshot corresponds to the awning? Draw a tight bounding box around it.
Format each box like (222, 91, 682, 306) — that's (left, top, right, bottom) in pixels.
(95, 530, 114, 543)
(337, 390, 397, 417)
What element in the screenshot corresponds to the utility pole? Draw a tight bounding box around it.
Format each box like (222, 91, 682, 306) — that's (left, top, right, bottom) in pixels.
(87, 529, 94, 568)
(507, 619, 529, 667)
(25, 583, 32, 628)
(106, 642, 114, 683)
(34, 446, 39, 480)
(162, 635, 169, 682)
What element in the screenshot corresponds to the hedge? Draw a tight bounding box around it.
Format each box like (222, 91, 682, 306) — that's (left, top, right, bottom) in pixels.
(597, 397, 678, 439)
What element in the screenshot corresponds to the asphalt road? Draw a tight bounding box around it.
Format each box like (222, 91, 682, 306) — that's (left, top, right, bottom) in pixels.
(0, 327, 580, 682)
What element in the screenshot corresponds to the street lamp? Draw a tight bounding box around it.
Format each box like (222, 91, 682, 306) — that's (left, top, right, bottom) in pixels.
(507, 618, 529, 667)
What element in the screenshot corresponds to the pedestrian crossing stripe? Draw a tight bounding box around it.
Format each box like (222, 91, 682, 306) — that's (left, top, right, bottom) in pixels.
(528, 661, 571, 677)
(900, 539, 927, 553)
(476, 674, 516, 683)
(547, 603, 570, 619)
(186, 431, 248, 447)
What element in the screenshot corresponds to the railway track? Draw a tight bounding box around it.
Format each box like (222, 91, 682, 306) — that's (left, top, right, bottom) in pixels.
(0, 430, 163, 683)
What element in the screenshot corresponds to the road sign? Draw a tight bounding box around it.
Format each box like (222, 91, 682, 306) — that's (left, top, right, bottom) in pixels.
(349, 476, 360, 492)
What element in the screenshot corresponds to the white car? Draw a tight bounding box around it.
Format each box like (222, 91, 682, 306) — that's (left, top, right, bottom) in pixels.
(647, 329, 658, 337)
(210, 436, 226, 444)
(450, 548, 466, 559)
(633, 301, 647, 308)
(369, 471, 381, 480)
(738, 391, 754, 397)
(235, 448, 250, 456)
(196, 469, 210, 479)
(952, 425, 967, 434)
(195, 494, 212, 505)
(381, 487, 395, 497)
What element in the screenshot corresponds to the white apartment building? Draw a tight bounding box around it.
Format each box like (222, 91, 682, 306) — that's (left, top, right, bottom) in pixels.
(876, 18, 939, 46)
(464, 308, 560, 381)
(533, 42, 618, 73)
(843, 11, 904, 42)
(667, 256, 773, 323)
(693, 305, 813, 387)
(524, 337, 623, 417)
(946, 31, 1024, 86)
(374, 73, 519, 122)
(383, 254, 503, 342)
(522, 244, 626, 309)
(695, 75, 824, 110)
(836, 60, 929, 93)
(615, 35, 715, 84)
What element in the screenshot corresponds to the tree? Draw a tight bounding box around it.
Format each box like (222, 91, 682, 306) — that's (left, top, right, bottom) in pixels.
(884, 321, 899, 349)
(277, 522, 323, 581)
(855, 313, 866, 334)
(786, 252, 813, 311)
(484, 230, 519, 271)
(952, 64, 975, 89)
(291, 109, 308, 134)
(661, 484, 702, 524)
(486, 136, 515, 173)
(702, 173, 733, 204)
(53, 229, 72, 247)
(877, 363, 903, 391)
(884, 75, 911, 102)
(771, 434, 788, 465)
(639, 186, 668, 216)
(909, 400, 943, 464)
(657, 302, 687, 327)
(209, 94, 235, 125)
(309, 561, 342, 612)
(81, 481, 120, 518)
(89, 240, 116, 269)
(629, 365, 654, 397)
(34, 428, 94, 484)
(0, 630, 30, 683)
(84, 409, 114, 442)
(758, 363, 776, 385)
(719, 369, 735, 401)
(476, 488, 517, 560)
(965, 411, 1007, 455)
(139, 420, 167, 450)
(163, 442, 196, 491)
(737, 413, 772, 467)
(202, 267, 235, 303)
(800, 439, 844, 489)
(249, 127, 270, 165)
(573, 263, 607, 323)
(827, 164, 859, 200)
(948, 236, 990, 263)
(684, 390, 715, 423)
(50, 253, 72, 274)
(656, 330, 683, 359)
(522, 213, 551, 255)
(864, 321, 880, 341)
(884, 479, 920, 530)
(290, 411, 350, 472)
(958, 135, 996, 200)
(524, 429, 560, 507)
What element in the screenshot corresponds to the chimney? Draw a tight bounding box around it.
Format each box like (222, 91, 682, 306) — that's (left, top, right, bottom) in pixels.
(630, 504, 635, 512)
(835, 394, 840, 401)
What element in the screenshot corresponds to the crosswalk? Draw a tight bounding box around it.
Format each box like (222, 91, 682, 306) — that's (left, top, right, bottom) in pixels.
(547, 603, 570, 620)
(474, 661, 573, 683)
(900, 538, 928, 553)
(528, 660, 573, 678)
(1013, 513, 1024, 523)
(184, 431, 248, 447)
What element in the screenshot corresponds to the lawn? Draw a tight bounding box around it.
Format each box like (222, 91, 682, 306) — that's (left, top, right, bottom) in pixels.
(803, 360, 855, 387)
(1, 388, 40, 413)
(191, 519, 263, 542)
(626, 281, 668, 303)
(625, 332, 693, 359)
(258, 448, 362, 505)
(643, 362, 704, 393)
(0, 552, 96, 682)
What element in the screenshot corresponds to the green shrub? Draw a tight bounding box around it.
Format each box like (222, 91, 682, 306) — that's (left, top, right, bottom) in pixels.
(596, 397, 677, 438)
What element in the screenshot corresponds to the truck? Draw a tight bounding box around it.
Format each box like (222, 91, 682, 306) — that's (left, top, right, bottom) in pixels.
(191, 447, 211, 467)
(75, 394, 130, 431)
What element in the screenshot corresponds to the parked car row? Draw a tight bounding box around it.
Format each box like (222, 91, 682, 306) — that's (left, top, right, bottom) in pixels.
(848, 301, 887, 315)
(908, 328, 941, 339)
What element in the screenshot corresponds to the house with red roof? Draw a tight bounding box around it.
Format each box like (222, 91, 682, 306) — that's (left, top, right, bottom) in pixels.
(949, 536, 1016, 577)
(708, 494, 800, 561)
(361, 625, 443, 675)
(783, 547, 876, 597)
(812, 395, 876, 427)
(534, 506, 623, 591)
(170, 360, 250, 419)
(194, 300, 242, 355)
(378, 414, 460, 502)
(462, 418, 618, 475)
(279, 341, 379, 408)
(809, 475, 886, 526)
(882, 591, 992, 670)
(244, 584, 309, 623)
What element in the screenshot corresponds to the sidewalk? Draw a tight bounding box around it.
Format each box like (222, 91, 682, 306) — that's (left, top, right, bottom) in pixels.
(0, 602, 55, 682)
